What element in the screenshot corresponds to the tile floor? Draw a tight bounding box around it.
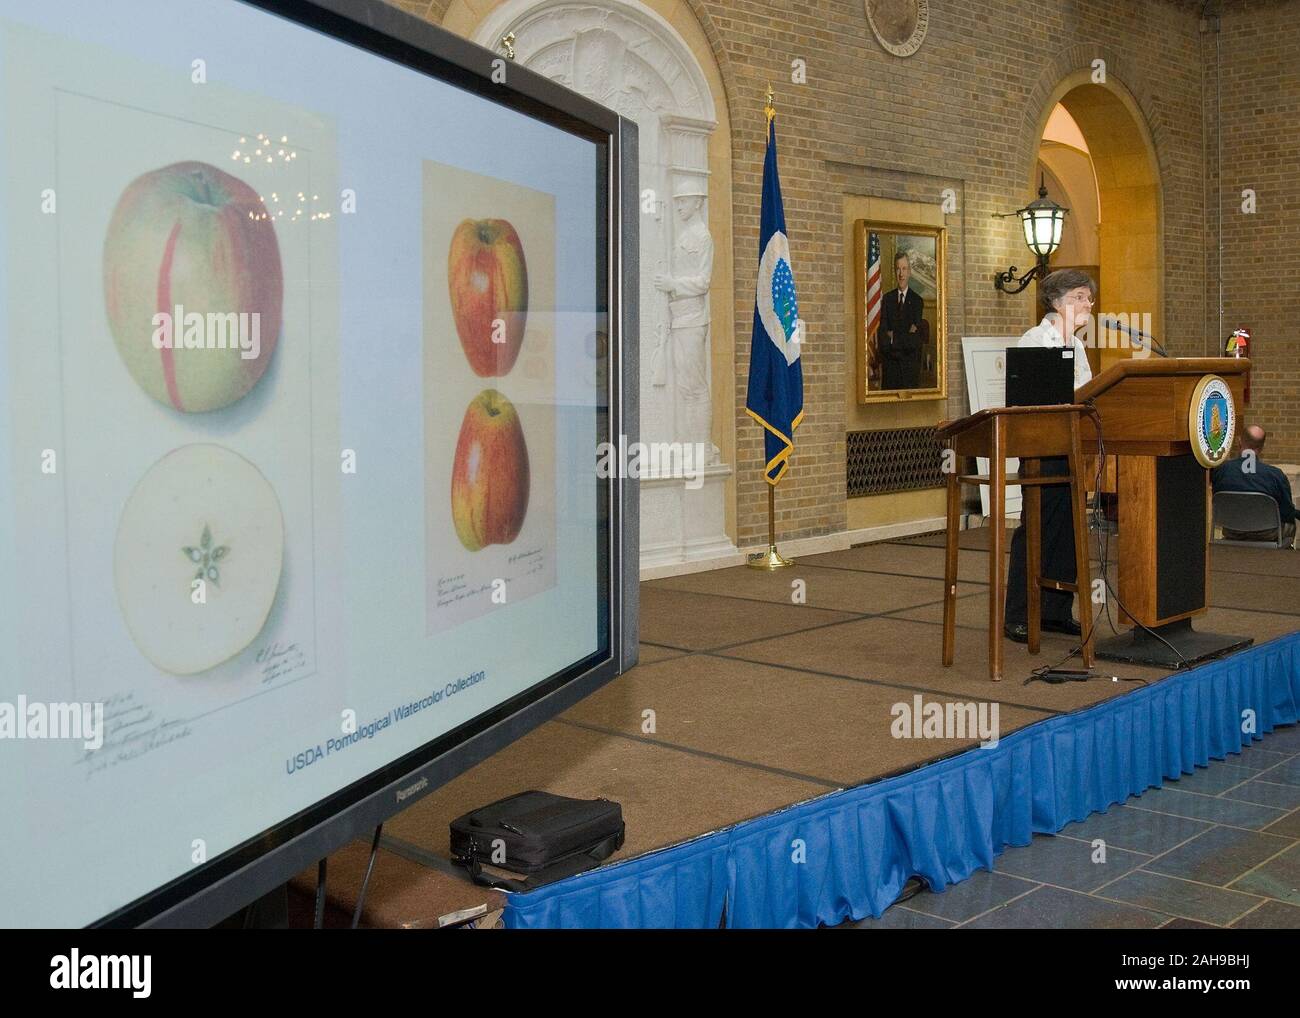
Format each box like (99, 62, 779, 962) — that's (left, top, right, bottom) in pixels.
(850, 725, 1300, 928)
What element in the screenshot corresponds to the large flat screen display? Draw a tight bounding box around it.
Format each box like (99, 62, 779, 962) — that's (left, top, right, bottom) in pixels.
(0, 0, 632, 927)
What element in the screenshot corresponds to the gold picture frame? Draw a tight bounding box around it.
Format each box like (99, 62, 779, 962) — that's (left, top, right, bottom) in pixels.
(854, 219, 947, 403)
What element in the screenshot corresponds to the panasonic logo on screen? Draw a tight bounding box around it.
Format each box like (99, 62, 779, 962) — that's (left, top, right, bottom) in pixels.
(396, 776, 429, 803)
(50, 950, 151, 998)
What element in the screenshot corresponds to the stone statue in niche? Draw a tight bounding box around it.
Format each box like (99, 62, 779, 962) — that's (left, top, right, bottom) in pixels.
(476, 4, 721, 459)
(471, 2, 736, 566)
(654, 178, 717, 464)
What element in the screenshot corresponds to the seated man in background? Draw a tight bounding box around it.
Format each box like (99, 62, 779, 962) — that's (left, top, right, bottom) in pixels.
(1211, 424, 1298, 548)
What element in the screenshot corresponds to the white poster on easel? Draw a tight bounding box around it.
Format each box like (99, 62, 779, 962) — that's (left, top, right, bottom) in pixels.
(960, 337, 1023, 520)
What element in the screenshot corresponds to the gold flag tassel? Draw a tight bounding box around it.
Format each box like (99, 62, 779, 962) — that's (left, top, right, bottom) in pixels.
(748, 83, 794, 571)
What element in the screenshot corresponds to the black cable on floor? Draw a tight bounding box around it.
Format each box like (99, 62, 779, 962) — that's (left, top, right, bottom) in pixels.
(351, 823, 384, 930)
(894, 876, 927, 904)
(313, 857, 327, 930)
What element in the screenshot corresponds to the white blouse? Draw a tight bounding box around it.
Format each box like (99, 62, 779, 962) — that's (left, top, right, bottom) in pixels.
(1017, 315, 1093, 389)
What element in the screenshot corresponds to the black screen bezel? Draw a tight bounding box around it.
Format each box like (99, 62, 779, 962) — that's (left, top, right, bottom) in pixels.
(43, 0, 632, 928)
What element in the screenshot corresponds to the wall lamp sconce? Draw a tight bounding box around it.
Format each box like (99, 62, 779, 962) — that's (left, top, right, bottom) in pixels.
(993, 178, 1068, 294)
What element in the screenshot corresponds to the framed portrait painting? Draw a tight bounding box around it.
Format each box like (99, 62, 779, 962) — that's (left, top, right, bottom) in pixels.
(854, 220, 947, 403)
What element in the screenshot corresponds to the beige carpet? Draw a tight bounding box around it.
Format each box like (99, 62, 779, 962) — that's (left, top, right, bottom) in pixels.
(310, 534, 1300, 926)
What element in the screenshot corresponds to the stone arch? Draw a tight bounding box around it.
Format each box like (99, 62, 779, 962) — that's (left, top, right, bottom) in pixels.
(472, 0, 716, 122)
(443, 0, 740, 120)
(1019, 44, 1169, 184)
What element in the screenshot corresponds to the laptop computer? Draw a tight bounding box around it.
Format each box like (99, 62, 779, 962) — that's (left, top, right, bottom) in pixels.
(1005, 346, 1075, 407)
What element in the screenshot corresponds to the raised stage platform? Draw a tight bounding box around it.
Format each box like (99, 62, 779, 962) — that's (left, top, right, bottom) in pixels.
(291, 528, 1300, 928)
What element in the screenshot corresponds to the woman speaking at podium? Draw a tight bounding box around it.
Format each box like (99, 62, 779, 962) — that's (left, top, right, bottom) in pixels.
(1004, 269, 1096, 644)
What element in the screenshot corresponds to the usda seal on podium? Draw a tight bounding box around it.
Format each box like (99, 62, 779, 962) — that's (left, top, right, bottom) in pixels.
(1189, 374, 1236, 469)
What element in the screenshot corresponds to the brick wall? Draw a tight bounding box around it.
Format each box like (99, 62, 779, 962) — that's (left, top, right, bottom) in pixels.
(390, 0, 1297, 534)
(713, 0, 1210, 545)
(1210, 0, 1300, 463)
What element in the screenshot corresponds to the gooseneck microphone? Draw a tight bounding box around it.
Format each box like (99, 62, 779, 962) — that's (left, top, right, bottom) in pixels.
(1099, 315, 1169, 358)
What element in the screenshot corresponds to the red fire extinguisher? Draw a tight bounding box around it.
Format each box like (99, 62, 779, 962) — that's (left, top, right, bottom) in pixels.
(1226, 328, 1251, 405)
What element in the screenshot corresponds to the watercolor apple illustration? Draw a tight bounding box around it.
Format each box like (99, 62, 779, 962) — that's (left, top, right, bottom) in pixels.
(103, 161, 282, 412)
(451, 389, 530, 551)
(114, 443, 284, 676)
(448, 218, 528, 377)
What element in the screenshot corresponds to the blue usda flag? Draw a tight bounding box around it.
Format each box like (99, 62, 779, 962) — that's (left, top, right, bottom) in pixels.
(745, 117, 804, 484)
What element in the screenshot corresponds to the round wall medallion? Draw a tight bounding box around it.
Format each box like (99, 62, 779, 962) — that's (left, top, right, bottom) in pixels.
(865, 0, 929, 58)
(1188, 374, 1236, 469)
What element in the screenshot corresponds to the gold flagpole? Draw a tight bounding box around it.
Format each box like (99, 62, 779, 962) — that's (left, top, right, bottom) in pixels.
(748, 483, 793, 570)
(749, 83, 794, 571)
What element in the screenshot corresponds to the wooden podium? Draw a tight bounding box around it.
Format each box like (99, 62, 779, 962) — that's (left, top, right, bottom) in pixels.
(1075, 357, 1253, 667)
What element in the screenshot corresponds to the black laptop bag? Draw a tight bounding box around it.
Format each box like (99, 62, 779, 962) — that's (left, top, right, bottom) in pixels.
(450, 790, 624, 891)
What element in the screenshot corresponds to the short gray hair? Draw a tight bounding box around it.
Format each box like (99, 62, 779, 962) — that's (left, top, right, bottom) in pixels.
(1040, 269, 1096, 314)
